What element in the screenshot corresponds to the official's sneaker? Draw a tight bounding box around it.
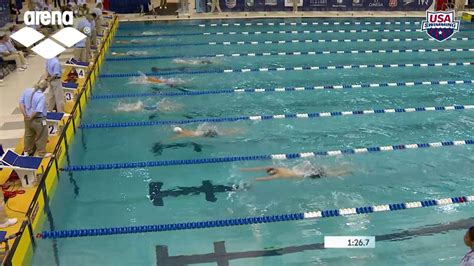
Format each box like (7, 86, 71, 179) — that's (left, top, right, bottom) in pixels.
(0, 218, 18, 228)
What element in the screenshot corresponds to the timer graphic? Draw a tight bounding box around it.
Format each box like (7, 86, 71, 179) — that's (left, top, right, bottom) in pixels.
(324, 236, 376, 248)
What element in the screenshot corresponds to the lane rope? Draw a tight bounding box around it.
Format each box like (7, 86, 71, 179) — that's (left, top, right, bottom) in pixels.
(115, 28, 426, 38)
(99, 61, 474, 78)
(37, 195, 473, 239)
(91, 79, 474, 100)
(118, 20, 422, 29)
(80, 104, 474, 129)
(60, 139, 474, 171)
(106, 47, 474, 62)
(198, 21, 422, 27)
(111, 37, 471, 49)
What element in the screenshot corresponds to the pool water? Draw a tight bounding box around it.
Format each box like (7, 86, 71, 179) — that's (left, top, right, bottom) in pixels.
(32, 18, 474, 265)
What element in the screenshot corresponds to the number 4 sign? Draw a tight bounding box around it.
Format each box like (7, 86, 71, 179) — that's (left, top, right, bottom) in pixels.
(77, 68, 86, 79)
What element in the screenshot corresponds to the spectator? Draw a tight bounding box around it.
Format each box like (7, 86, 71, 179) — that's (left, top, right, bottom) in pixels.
(0, 192, 17, 228)
(159, 0, 167, 9)
(0, 32, 27, 71)
(77, 0, 88, 16)
(92, 3, 103, 39)
(74, 15, 92, 62)
(19, 80, 50, 158)
(210, 0, 222, 13)
(45, 55, 65, 112)
(53, 0, 62, 8)
(67, 0, 79, 16)
(8, 25, 31, 56)
(90, 13, 97, 46)
(10, 3, 20, 24)
(462, 227, 474, 266)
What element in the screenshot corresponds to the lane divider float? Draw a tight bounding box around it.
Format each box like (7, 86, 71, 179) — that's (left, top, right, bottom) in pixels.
(37, 195, 473, 239)
(111, 37, 472, 49)
(99, 61, 474, 78)
(60, 139, 474, 171)
(115, 28, 426, 38)
(80, 105, 474, 129)
(106, 47, 474, 62)
(91, 79, 474, 100)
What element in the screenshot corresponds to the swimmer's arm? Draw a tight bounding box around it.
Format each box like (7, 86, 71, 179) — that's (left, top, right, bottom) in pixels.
(255, 176, 280, 181)
(255, 174, 302, 181)
(169, 135, 183, 141)
(148, 77, 162, 83)
(240, 167, 272, 172)
(325, 167, 353, 177)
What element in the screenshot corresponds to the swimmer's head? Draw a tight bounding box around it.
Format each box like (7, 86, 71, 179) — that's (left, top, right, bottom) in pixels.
(112, 52, 117, 55)
(266, 167, 277, 176)
(465, 226, 474, 247)
(173, 127, 183, 133)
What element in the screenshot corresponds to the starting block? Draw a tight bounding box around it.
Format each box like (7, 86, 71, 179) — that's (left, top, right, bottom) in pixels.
(0, 149, 43, 188)
(46, 112, 65, 136)
(62, 82, 78, 103)
(65, 58, 88, 80)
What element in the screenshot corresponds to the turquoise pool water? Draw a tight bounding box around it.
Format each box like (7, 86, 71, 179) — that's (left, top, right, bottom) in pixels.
(32, 18, 474, 265)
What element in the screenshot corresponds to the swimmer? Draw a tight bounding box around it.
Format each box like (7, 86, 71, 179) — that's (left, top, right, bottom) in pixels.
(172, 58, 214, 65)
(115, 98, 180, 113)
(134, 71, 177, 85)
(170, 124, 238, 139)
(141, 31, 161, 36)
(151, 66, 189, 73)
(241, 161, 352, 181)
(111, 51, 149, 57)
(115, 39, 143, 44)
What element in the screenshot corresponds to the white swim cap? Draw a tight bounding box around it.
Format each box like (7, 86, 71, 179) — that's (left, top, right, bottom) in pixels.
(173, 127, 183, 133)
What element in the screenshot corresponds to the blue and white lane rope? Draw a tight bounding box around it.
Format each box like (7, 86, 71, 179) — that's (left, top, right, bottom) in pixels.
(198, 21, 422, 27)
(106, 48, 474, 62)
(79, 105, 474, 129)
(91, 79, 474, 100)
(118, 20, 422, 30)
(112, 37, 471, 49)
(115, 28, 425, 38)
(61, 139, 474, 171)
(99, 61, 474, 78)
(37, 195, 473, 239)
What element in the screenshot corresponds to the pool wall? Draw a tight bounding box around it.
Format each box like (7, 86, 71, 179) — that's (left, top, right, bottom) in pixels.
(3, 17, 119, 266)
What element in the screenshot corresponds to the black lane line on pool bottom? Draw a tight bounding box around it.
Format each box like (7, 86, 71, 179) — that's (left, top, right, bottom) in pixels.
(155, 217, 474, 265)
(149, 181, 248, 206)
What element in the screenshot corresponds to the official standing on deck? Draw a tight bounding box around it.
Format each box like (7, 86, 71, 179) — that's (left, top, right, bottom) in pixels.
(19, 80, 50, 157)
(45, 55, 65, 112)
(74, 15, 92, 62)
(92, 3, 103, 45)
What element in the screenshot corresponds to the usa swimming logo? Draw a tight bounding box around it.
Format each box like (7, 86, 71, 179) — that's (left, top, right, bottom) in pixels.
(421, 11, 460, 42)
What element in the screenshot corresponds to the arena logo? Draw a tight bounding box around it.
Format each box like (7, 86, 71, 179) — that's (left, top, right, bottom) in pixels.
(24, 11, 74, 26)
(421, 11, 460, 42)
(10, 11, 87, 59)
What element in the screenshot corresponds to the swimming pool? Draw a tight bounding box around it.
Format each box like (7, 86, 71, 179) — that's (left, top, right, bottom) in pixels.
(32, 18, 474, 265)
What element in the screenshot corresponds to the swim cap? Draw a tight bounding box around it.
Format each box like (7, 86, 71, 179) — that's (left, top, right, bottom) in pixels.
(173, 127, 183, 133)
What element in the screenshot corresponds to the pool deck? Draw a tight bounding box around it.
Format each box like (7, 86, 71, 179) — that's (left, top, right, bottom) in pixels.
(118, 11, 428, 22)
